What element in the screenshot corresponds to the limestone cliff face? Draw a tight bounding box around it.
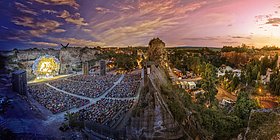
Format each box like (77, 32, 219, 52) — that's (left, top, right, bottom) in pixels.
(17, 49, 60, 61)
(59, 47, 81, 74)
(59, 47, 100, 74)
(127, 65, 207, 139)
(127, 65, 187, 139)
(80, 47, 100, 62)
(1, 47, 100, 80)
(11, 49, 59, 80)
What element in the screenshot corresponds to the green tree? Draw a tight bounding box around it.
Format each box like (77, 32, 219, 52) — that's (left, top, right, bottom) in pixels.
(64, 112, 82, 128)
(201, 63, 217, 106)
(271, 54, 279, 69)
(114, 54, 137, 71)
(269, 71, 280, 96)
(231, 76, 239, 92)
(234, 91, 258, 120)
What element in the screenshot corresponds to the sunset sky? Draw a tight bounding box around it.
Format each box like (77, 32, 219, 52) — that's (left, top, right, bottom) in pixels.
(1, 0, 280, 50)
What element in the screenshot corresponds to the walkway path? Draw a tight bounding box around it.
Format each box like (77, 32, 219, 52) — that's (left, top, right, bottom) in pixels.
(44, 74, 125, 123)
(105, 97, 138, 101)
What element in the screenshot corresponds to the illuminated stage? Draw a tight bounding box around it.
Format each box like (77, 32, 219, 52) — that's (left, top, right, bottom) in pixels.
(28, 74, 72, 84)
(32, 55, 60, 79)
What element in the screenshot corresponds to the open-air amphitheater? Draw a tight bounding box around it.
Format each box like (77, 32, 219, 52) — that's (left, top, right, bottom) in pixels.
(1, 38, 194, 139)
(28, 73, 141, 125)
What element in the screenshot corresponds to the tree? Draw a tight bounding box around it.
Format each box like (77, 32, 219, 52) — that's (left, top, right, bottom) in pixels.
(231, 76, 239, 92)
(64, 112, 82, 128)
(269, 71, 280, 96)
(234, 91, 258, 120)
(114, 54, 137, 71)
(271, 54, 279, 69)
(201, 63, 217, 106)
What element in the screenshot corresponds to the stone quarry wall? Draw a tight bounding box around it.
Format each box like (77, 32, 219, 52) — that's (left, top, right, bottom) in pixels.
(16, 49, 60, 80)
(59, 47, 100, 74)
(2, 47, 100, 80)
(17, 49, 60, 62)
(127, 66, 186, 139)
(127, 78, 185, 139)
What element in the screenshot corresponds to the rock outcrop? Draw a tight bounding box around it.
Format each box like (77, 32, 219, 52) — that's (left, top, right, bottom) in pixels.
(59, 47, 100, 74)
(1, 47, 100, 80)
(127, 65, 187, 139)
(244, 109, 280, 140)
(147, 38, 167, 67)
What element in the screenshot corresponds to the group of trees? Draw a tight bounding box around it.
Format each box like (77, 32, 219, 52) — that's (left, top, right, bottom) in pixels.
(114, 53, 138, 71)
(164, 46, 266, 139)
(166, 44, 280, 139)
(221, 44, 254, 53)
(168, 48, 229, 75)
(199, 63, 218, 106)
(269, 71, 280, 96)
(168, 49, 203, 74)
(243, 54, 278, 86)
(93, 49, 139, 71)
(233, 91, 258, 120)
(193, 90, 258, 139)
(220, 71, 240, 92)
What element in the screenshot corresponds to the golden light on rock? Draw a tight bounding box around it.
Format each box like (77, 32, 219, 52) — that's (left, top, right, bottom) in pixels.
(32, 55, 60, 79)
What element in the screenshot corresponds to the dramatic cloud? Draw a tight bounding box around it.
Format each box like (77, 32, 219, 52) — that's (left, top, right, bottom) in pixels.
(15, 2, 38, 15)
(2, 0, 280, 50)
(29, 20, 62, 37)
(138, 0, 207, 16)
(91, 18, 176, 45)
(12, 17, 34, 28)
(50, 37, 105, 47)
(12, 16, 62, 37)
(95, 7, 111, 14)
(82, 28, 91, 32)
(231, 36, 252, 40)
(42, 9, 58, 14)
(53, 29, 66, 33)
(266, 18, 280, 26)
(57, 10, 88, 26)
(28, 41, 58, 47)
(90, 0, 208, 46)
(33, 0, 79, 9)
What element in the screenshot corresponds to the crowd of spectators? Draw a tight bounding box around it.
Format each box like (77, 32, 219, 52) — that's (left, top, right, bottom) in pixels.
(76, 99, 134, 126)
(28, 72, 139, 127)
(28, 84, 89, 114)
(49, 74, 120, 98)
(120, 73, 141, 83)
(106, 73, 141, 98)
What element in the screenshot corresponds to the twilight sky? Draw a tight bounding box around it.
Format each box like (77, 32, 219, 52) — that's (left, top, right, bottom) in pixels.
(1, 0, 280, 50)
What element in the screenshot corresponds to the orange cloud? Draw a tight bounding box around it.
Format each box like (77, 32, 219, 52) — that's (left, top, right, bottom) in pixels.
(28, 41, 58, 47)
(57, 10, 88, 26)
(12, 17, 34, 27)
(33, 0, 79, 9)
